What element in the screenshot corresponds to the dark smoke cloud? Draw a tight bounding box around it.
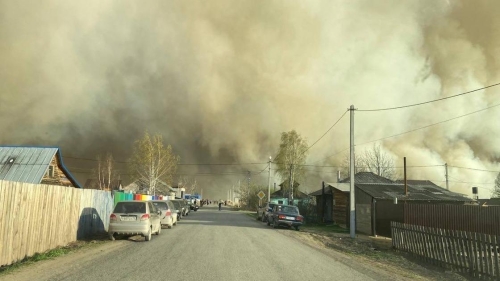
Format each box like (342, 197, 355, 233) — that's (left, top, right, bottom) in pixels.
(1, 0, 499, 198)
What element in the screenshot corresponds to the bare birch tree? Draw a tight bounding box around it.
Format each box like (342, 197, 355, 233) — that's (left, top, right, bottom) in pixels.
(492, 172, 500, 198)
(129, 131, 180, 195)
(340, 152, 367, 178)
(93, 152, 116, 190)
(361, 143, 396, 180)
(274, 130, 308, 200)
(339, 144, 396, 180)
(179, 176, 198, 195)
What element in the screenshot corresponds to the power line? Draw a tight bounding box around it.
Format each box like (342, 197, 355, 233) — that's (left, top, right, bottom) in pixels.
(448, 165, 500, 173)
(64, 156, 267, 166)
(356, 103, 500, 147)
(357, 82, 500, 112)
(305, 110, 348, 152)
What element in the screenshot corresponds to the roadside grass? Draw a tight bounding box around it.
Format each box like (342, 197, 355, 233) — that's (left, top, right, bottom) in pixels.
(0, 237, 107, 276)
(246, 212, 258, 219)
(301, 223, 349, 234)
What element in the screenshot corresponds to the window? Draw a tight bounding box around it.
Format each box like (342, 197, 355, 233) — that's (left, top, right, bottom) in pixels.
(48, 166, 55, 177)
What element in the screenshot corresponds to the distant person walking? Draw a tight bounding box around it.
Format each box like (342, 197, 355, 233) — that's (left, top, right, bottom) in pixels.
(218, 201, 222, 211)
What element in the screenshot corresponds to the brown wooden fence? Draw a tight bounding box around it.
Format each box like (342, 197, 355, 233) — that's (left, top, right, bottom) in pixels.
(392, 222, 500, 279)
(0, 180, 114, 267)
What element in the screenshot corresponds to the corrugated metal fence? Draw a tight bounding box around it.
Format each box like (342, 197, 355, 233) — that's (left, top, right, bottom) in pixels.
(0, 180, 114, 267)
(404, 204, 500, 236)
(392, 222, 500, 279)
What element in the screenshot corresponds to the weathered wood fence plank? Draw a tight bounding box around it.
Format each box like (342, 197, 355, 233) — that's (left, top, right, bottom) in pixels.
(391, 222, 500, 279)
(0, 180, 114, 267)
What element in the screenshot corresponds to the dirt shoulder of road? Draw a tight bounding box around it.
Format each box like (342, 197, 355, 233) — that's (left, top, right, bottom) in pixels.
(0, 236, 127, 281)
(283, 225, 471, 281)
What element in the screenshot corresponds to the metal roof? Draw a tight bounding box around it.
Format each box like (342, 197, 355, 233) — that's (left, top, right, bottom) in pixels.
(0, 146, 81, 188)
(356, 183, 471, 202)
(339, 172, 394, 184)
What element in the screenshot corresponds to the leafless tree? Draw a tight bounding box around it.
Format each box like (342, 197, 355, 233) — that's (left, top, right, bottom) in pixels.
(492, 173, 500, 198)
(339, 144, 396, 180)
(361, 143, 396, 180)
(93, 152, 116, 190)
(178, 176, 198, 195)
(129, 131, 180, 195)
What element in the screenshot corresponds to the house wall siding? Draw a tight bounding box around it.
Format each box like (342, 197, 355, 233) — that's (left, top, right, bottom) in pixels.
(333, 190, 348, 225)
(41, 156, 74, 187)
(355, 188, 373, 235)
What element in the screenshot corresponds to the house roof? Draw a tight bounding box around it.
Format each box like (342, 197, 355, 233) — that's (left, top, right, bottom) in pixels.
(356, 183, 471, 201)
(0, 146, 81, 188)
(309, 182, 351, 196)
(84, 179, 122, 190)
(339, 172, 394, 184)
(395, 180, 443, 189)
(271, 189, 309, 199)
(309, 187, 332, 196)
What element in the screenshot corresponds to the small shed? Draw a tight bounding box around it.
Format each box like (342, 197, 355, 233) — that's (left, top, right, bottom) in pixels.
(310, 182, 350, 224)
(0, 146, 81, 188)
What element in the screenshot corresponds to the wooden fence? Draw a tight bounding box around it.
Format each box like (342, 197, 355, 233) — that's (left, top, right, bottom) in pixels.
(0, 180, 114, 267)
(392, 222, 500, 279)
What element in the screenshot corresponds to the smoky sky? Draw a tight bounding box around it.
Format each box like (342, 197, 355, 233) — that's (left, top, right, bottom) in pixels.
(1, 0, 499, 198)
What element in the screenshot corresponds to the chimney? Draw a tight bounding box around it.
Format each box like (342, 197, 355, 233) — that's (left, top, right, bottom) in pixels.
(337, 170, 341, 183)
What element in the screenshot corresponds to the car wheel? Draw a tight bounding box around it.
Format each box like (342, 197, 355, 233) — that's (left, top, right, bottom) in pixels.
(145, 228, 152, 241)
(273, 220, 278, 229)
(294, 226, 300, 231)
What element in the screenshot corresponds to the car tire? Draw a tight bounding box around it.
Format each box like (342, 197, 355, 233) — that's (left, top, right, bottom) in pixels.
(145, 228, 152, 241)
(294, 226, 300, 231)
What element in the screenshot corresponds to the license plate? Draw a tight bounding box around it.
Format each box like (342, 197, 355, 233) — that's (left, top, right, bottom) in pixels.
(285, 216, 295, 220)
(120, 216, 136, 221)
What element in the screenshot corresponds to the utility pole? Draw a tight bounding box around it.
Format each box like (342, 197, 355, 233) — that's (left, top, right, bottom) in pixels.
(445, 163, 449, 190)
(268, 156, 272, 203)
(349, 105, 356, 239)
(289, 164, 294, 205)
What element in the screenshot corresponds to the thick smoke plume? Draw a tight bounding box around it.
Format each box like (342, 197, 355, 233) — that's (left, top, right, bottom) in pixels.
(1, 0, 499, 198)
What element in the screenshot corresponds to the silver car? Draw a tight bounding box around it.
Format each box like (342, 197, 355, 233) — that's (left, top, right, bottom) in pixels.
(109, 201, 162, 241)
(151, 200, 178, 228)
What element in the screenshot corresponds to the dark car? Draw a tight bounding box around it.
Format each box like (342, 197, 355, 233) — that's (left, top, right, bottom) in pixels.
(267, 204, 303, 231)
(188, 202, 199, 211)
(170, 200, 184, 220)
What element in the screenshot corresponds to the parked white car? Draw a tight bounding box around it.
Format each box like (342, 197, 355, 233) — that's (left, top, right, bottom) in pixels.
(151, 200, 177, 228)
(109, 201, 162, 241)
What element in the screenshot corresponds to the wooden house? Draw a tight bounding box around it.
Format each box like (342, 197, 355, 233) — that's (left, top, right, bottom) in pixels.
(0, 146, 81, 188)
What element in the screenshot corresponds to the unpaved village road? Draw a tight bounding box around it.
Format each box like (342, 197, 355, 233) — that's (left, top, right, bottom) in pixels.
(2, 206, 399, 281)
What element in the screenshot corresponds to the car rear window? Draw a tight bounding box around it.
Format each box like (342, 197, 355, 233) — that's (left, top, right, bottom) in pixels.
(269, 204, 276, 209)
(114, 202, 146, 213)
(280, 206, 298, 214)
(152, 202, 168, 210)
